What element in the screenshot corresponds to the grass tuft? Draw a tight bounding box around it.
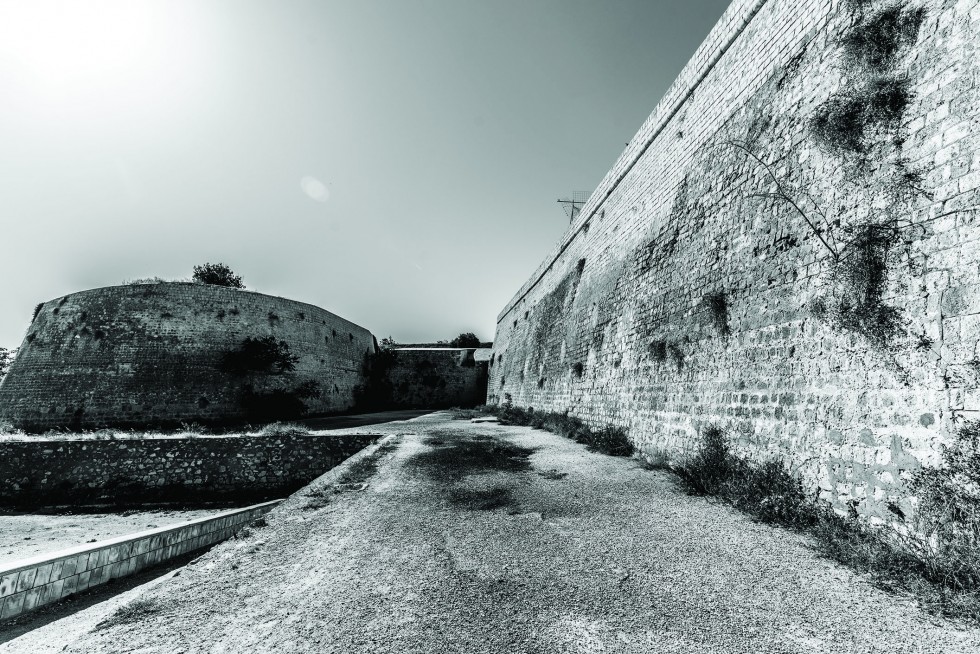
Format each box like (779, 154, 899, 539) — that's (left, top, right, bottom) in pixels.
(481, 405, 634, 457)
(95, 597, 162, 631)
(669, 424, 980, 623)
(259, 422, 310, 437)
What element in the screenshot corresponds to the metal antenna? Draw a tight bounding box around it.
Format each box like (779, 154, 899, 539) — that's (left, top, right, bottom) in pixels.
(557, 191, 588, 223)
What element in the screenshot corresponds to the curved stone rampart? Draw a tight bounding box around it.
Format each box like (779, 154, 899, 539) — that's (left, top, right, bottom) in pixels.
(0, 283, 377, 431)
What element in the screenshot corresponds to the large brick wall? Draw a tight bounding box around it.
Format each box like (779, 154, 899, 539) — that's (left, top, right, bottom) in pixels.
(0, 433, 378, 505)
(386, 349, 488, 409)
(0, 283, 377, 431)
(490, 0, 980, 525)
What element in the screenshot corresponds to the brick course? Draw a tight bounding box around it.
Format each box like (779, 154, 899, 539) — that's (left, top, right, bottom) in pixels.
(490, 0, 980, 525)
(0, 283, 377, 431)
(0, 433, 378, 505)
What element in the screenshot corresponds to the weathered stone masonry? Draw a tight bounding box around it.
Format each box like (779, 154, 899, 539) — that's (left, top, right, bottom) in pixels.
(0, 283, 377, 431)
(491, 0, 980, 525)
(0, 433, 378, 505)
(0, 283, 491, 430)
(385, 349, 488, 409)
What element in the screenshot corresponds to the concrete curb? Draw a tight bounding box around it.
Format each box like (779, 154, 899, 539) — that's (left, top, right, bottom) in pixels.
(0, 500, 280, 621)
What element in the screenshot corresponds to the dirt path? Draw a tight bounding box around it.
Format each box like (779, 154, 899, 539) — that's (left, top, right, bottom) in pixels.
(3, 413, 979, 653)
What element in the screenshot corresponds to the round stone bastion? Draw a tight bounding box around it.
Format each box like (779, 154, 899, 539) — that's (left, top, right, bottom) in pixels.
(0, 283, 378, 432)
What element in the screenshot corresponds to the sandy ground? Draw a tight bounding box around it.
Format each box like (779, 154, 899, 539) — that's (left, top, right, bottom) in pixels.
(2, 412, 979, 653)
(0, 509, 222, 564)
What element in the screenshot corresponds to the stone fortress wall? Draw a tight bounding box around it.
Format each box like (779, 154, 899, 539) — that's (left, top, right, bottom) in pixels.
(0, 283, 377, 431)
(386, 349, 489, 409)
(0, 432, 379, 505)
(490, 0, 980, 524)
(0, 283, 489, 431)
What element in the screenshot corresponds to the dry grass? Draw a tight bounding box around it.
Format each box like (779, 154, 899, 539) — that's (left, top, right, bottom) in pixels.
(670, 424, 980, 624)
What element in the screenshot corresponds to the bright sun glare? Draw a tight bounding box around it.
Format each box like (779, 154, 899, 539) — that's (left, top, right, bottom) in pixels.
(0, 0, 201, 119)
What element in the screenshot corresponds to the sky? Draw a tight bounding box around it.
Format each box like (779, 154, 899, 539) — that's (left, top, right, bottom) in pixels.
(0, 0, 732, 348)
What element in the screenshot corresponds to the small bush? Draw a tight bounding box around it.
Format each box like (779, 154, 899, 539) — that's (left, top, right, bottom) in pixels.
(909, 421, 980, 598)
(670, 424, 980, 622)
(260, 421, 310, 436)
(841, 5, 925, 70)
(675, 424, 731, 496)
(221, 337, 298, 375)
(192, 263, 244, 288)
(485, 405, 634, 457)
(650, 340, 668, 362)
(821, 227, 905, 349)
(811, 78, 911, 153)
(124, 276, 168, 285)
(449, 332, 482, 348)
(0, 347, 14, 380)
(571, 362, 584, 378)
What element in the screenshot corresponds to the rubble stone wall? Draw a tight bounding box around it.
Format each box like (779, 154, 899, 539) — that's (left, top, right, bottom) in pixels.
(490, 0, 980, 524)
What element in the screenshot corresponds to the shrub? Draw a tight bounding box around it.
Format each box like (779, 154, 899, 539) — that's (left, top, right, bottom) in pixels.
(485, 405, 634, 457)
(841, 5, 925, 70)
(0, 347, 13, 380)
(221, 337, 298, 375)
(675, 424, 731, 496)
(192, 263, 244, 288)
(650, 340, 668, 362)
(823, 227, 905, 349)
(811, 78, 911, 153)
(909, 420, 980, 595)
(449, 332, 482, 348)
(670, 424, 980, 622)
(124, 276, 168, 285)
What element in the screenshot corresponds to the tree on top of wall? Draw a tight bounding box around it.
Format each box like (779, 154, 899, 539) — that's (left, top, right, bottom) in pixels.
(0, 347, 15, 381)
(449, 333, 482, 348)
(192, 263, 245, 288)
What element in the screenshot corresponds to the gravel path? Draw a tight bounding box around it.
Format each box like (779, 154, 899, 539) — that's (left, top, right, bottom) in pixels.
(3, 412, 979, 653)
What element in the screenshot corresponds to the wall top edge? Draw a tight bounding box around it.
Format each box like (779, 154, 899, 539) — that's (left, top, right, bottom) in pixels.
(35, 282, 376, 337)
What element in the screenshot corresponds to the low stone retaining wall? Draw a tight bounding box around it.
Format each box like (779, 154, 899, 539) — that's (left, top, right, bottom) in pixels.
(0, 500, 279, 621)
(0, 433, 379, 506)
